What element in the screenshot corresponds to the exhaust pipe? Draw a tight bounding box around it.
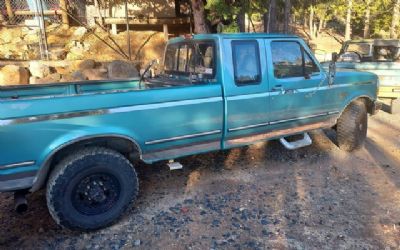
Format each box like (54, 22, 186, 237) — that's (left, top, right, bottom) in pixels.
(14, 191, 28, 213)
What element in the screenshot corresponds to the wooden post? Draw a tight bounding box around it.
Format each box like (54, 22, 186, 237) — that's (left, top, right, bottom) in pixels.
(163, 24, 169, 41)
(59, 0, 69, 27)
(5, 0, 14, 23)
(111, 24, 117, 35)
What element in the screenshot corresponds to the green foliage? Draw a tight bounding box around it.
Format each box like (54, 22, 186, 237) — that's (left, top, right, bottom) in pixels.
(203, 0, 398, 38)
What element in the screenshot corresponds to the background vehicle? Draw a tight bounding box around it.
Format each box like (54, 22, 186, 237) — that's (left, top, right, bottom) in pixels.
(0, 33, 379, 231)
(333, 39, 400, 113)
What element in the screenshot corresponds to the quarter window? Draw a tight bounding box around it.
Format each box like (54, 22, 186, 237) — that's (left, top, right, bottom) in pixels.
(232, 40, 261, 85)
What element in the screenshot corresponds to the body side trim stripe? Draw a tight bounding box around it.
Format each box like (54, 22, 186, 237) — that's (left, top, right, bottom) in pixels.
(228, 111, 339, 132)
(145, 130, 222, 145)
(0, 161, 36, 170)
(0, 97, 223, 126)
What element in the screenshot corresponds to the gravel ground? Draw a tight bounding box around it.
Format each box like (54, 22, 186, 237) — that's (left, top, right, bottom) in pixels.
(1, 111, 400, 249)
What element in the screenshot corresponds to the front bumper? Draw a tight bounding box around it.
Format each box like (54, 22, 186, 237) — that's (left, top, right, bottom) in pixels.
(378, 86, 400, 99)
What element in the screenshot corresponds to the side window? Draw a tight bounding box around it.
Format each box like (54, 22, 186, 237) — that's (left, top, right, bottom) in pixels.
(178, 45, 195, 73)
(304, 52, 319, 75)
(232, 40, 261, 85)
(165, 44, 179, 72)
(271, 41, 303, 78)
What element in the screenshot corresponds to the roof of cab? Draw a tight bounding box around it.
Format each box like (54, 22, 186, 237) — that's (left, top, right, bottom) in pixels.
(344, 39, 400, 47)
(168, 33, 300, 43)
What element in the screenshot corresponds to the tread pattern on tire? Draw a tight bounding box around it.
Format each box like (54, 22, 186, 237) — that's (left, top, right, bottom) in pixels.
(46, 147, 139, 231)
(336, 100, 368, 152)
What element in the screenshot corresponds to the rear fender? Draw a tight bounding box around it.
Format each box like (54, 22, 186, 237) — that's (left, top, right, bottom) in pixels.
(30, 127, 141, 192)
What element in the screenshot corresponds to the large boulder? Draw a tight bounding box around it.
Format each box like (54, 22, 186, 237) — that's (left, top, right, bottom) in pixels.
(107, 60, 139, 79)
(59, 71, 88, 83)
(78, 59, 96, 70)
(0, 65, 29, 86)
(29, 61, 50, 78)
(82, 68, 108, 81)
(30, 73, 61, 85)
(71, 27, 87, 41)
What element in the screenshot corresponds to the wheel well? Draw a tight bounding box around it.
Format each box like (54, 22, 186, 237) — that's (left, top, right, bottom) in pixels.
(50, 136, 141, 167)
(31, 136, 141, 192)
(343, 97, 374, 114)
(358, 97, 375, 114)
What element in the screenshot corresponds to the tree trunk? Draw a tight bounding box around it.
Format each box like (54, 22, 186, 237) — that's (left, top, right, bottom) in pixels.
(268, 0, 277, 33)
(263, 13, 268, 32)
(344, 0, 352, 41)
(190, 0, 209, 34)
(309, 5, 315, 39)
(390, 0, 400, 38)
(318, 16, 325, 35)
(313, 21, 318, 38)
(363, 0, 371, 38)
(322, 18, 327, 29)
(237, 7, 246, 32)
(303, 11, 308, 29)
(284, 0, 291, 33)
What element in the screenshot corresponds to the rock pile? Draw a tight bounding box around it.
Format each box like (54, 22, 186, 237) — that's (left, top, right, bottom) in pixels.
(0, 59, 140, 86)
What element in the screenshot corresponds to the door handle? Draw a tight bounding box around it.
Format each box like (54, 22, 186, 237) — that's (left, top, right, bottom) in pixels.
(272, 85, 284, 92)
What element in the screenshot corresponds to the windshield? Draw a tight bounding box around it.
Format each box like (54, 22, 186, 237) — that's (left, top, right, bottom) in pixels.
(345, 43, 371, 55)
(164, 41, 215, 77)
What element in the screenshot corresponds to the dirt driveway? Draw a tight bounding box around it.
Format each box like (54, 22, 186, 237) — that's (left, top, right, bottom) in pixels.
(1, 111, 400, 249)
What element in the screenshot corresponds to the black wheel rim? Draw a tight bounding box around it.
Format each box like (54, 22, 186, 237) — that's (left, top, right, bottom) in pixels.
(71, 172, 121, 216)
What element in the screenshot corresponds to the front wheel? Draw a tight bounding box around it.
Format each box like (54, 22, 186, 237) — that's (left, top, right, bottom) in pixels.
(46, 147, 138, 231)
(336, 100, 368, 152)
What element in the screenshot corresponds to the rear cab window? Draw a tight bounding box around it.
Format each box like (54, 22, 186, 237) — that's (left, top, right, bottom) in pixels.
(271, 41, 319, 79)
(232, 40, 262, 85)
(164, 40, 216, 79)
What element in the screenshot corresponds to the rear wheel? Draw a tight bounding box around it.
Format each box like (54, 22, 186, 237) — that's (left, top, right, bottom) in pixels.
(46, 147, 138, 231)
(336, 100, 368, 152)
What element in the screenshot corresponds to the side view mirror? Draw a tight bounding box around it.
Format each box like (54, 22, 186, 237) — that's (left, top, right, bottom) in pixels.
(331, 52, 339, 63)
(328, 53, 337, 85)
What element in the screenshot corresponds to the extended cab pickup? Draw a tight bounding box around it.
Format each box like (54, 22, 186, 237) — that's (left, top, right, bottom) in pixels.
(0, 33, 379, 230)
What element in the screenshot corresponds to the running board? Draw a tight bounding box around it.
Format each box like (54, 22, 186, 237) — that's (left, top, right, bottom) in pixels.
(167, 160, 183, 170)
(279, 133, 312, 150)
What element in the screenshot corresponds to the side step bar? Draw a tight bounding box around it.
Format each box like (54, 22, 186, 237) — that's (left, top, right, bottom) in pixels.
(167, 160, 183, 170)
(279, 133, 312, 150)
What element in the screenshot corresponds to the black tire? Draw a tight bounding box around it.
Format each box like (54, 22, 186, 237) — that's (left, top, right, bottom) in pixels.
(336, 100, 368, 152)
(46, 147, 138, 231)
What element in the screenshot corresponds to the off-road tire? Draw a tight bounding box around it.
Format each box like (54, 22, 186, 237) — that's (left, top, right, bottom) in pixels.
(336, 100, 368, 152)
(46, 147, 138, 231)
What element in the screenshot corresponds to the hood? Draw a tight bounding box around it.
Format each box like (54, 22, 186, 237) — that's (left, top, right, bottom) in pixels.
(323, 61, 400, 87)
(334, 70, 378, 86)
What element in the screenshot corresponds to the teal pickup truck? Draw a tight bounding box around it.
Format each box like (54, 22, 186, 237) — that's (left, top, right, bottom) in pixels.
(0, 33, 380, 231)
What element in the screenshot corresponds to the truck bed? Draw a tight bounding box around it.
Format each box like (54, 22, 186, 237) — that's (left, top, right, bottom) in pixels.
(0, 78, 142, 100)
